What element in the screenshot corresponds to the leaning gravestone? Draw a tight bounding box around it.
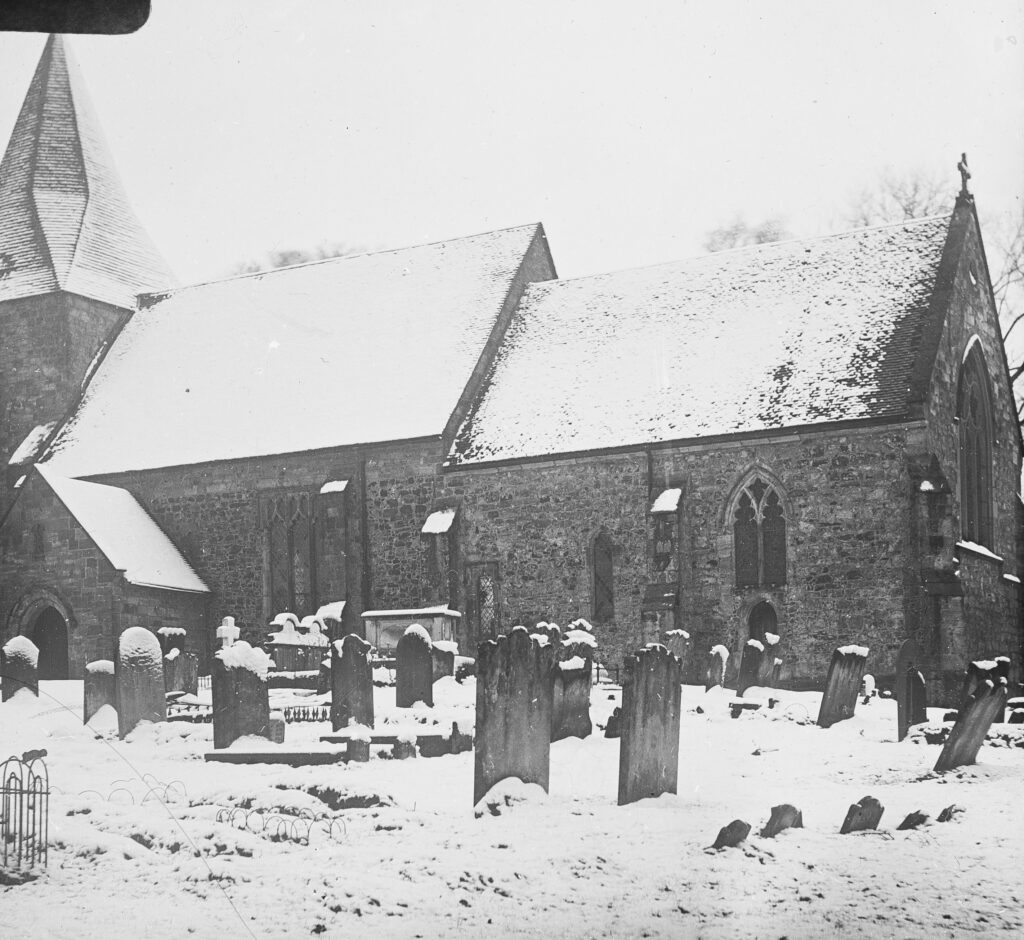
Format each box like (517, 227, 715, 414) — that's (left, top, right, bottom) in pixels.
(816, 645, 869, 728)
(661, 629, 692, 678)
(895, 639, 925, 742)
(736, 639, 764, 696)
(618, 644, 682, 806)
(934, 676, 1008, 773)
(474, 626, 557, 805)
(84, 659, 116, 723)
(705, 645, 728, 691)
(959, 657, 1010, 724)
(211, 641, 273, 749)
(331, 634, 374, 731)
(116, 627, 166, 738)
(163, 649, 199, 695)
(396, 624, 434, 708)
(840, 795, 884, 834)
(761, 804, 803, 838)
(1, 635, 39, 700)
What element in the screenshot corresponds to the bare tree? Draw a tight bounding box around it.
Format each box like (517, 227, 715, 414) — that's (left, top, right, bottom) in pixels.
(989, 207, 1024, 425)
(229, 240, 364, 276)
(702, 216, 791, 253)
(843, 167, 953, 228)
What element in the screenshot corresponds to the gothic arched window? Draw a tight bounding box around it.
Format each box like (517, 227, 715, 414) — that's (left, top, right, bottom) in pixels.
(957, 345, 994, 547)
(732, 477, 787, 588)
(592, 532, 615, 622)
(262, 492, 316, 617)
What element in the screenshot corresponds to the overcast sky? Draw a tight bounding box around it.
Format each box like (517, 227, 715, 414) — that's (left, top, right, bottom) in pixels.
(0, 1, 1021, 285)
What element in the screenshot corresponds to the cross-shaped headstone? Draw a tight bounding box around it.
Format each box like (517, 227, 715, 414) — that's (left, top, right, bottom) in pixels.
(958, 153, 971, 196)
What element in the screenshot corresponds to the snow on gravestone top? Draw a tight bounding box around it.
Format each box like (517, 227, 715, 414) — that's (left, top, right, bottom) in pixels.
(971, 659, 998, 671)
(346, 721, 372, 743)
(564, 629, 598, 648)
(746, 639, 765, 652)
(156, 626, 186, 636)
(119, 627, 162, 665)
(215, 641, 275, 680)
(710, 644, 730, 663)
(837, 645, 869, 658)
(2, 635, 39, 666)
(559, 655, 587, 671)
(664, 628, 690, 640)
(270, 612, 298, 630)
(433, 640, 459, 654)
(86, 659, 114, 675)
(764, 633, 780, 646)
(403, 623, 433, 646)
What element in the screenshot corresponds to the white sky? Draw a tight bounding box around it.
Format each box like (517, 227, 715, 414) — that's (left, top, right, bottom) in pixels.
(0, 1, 1021, 284)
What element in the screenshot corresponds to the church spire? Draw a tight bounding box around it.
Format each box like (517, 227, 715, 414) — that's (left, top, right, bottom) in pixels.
(0, 35, 174, 309)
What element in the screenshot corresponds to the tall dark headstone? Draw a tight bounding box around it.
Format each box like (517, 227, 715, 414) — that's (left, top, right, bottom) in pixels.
(704, 645, 728, 691)
(904, 668, 928, 735)
(211, 642, 272, 749)
(156, 626, 187, 657)
(934, 677, 1008, 773)
(661, 629, 692, 678)
(116, 627, 166, 738)
(736, 640, 764, 696)
(84, 659, 116, 723)
(331, 634, 374, 731)
(618, 644, 682, 806)
(474, 626, 556, 805)
(895, 638, 923, 741)
(431, 643, 456, 682)
(816, 645, 869, 729)
(1, 636, 39, 701)
(552, 659, 593, 742)
(757, 634, 781, 685)
(163, 650, 199, 695)
(396, 625, 434, 708)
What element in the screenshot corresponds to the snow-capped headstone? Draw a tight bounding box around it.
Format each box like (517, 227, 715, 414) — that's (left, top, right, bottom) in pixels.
(816, 645, 869, 729)
(737, 639, 764, 697)
(216, 616, 240, 649)
(959, 657, 1009, 724)
(895, 639, 925, 742)
(711, 819, 751, 849)
(330, 634, 374, 731)
(704, 645, 728, 692)
(1, 635, 39, 700)
(163, 650, 199, 695)
(757, 633, 780, 686)
(903, 668, 928, 741)
(760, 804, 803, 838)
(770, 658, 782, 687)
(839, 795, 884, 834)
(934, 677, 1007, 773)
(431, 641, 456, 682)
(156, 626, 187, 657)
(116, 627, 166, 738)
(618, 644, 681, 806)
(211, 641, 273, 749)
(661, 629, 691, 679)
(83, 659, 115, 723)
(396, 624, 433, 708)
(552, 652, 593, 742)
(474, 626, 557, 806)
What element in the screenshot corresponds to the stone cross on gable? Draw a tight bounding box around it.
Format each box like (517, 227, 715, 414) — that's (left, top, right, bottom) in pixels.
(958, 153, 971, 196)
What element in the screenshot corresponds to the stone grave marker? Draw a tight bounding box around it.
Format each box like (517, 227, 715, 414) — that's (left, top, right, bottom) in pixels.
(959, 657, 1010, 724)
(1, 635, 39, 700)
(757, 632, 781, 685)
(216, 616, 240, 649)
(840, 795, 884, 834)
(661, 629, 692, 678)
(736, 639, 764, 696)
(816, 645, 869, 728)
(474, 626, 556, 805)
(552, 651, 593, 742)
(897, 811, 928, 830)
(84, 659, 115, 723)
(604, 706, 621, 739)
(705, 645, 728, 691)
(268, 712, 286, 744)
(211, 641, 273, 749)
(895, 639, 925, 741)
(163, 650, 199, 695)
(761, 804, 803, 838)
(330, 634, 374, 731)
(712, 819, 751, 849)
(903, 668, 928, 738)
(934, 676, 1008, 773)
(618, 644, 682, 806)
(397, 624, 434, 708)
(156, 626, 187, 656)
(116, 627, 166, 738)
(770, 658, 782, 687)
(431, 642, 456, 682)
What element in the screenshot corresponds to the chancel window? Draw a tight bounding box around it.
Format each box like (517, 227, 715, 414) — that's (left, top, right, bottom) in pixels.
(465, 562, 500, 641)
(733, 477, 786, 588)
(592, 531, 615, 622)
(958, 346, 994, 547)
(262, 492, 316, 617)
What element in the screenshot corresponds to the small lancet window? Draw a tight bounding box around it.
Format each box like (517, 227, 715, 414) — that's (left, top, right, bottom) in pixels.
(733, 477, 787, 588)
(958, 346, 994, 547)
(592, 532, 615, 622)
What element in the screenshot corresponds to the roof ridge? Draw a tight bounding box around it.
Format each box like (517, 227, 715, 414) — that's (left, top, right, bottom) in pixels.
(138, 222, 543, 304)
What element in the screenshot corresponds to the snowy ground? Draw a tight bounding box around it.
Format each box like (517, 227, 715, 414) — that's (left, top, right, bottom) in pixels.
(2, 678, 1023, 939)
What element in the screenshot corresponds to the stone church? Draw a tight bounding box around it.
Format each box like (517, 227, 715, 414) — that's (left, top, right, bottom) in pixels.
(0, 36, 1020, 702)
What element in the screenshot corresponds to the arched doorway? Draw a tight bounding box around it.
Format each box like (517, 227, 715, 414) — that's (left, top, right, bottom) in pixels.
(29, 607, 69, 679)
(748, 601, 778, 644)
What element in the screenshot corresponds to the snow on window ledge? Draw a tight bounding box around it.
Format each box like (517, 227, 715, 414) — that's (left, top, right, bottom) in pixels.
(650, 487, 682, 514)
(955, 540, 1003, 563)
(1003, 573, 1021, 585)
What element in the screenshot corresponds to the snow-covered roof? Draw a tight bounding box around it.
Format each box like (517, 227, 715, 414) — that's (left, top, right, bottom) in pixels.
(0, 36, 173, 309)
(9, 422, 57, 465)
(43, 224, 542, 476)
(35, 465, 208, 593)
(448, 215, 952, 465)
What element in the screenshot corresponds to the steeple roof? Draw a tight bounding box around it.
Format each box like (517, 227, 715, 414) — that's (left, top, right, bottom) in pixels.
(0, 35, 173, 309)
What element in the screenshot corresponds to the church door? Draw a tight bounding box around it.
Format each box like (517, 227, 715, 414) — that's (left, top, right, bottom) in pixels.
(748, 601, 777, 644)
(30, 607, 69, 679)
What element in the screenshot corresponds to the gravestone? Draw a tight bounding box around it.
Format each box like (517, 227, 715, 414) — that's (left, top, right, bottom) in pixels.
(618, 644, 682, 806)
(1, 636, 39, 700)
(816, 645, 869, 729)
(895, 639, 925, 741)
(474, 626, 557, 805)
(604, 706, 621, 738)
(770, 658, 782, 687)
(761, 804, 803, 838)
(330, 634, 374, 731)
(431, 642, 456, 682)
(552, 656, 593, 742)
(211, 642, 273, 749)
(156, 626, 187, 656)
(116, 627, 166, 738)
(736, 639, 764, 696)
(216, 616, 240, 649)
(317, 656, 332, 694)
(705, 645, 728, 691)
(840, 795, 884, 834)
(163, 650, 199, 695)
(84, 659, 115, 723)
(268, 712, 286, 744)
(960, 657, 1010, 724)
(934, 677, 1008, 773)
(897, 811, 928, 830)
(396, 624, 434, 708)
(712, 819, 751, 849)
(902, 668, 928, 739)
(661, 629, 692, 678)
(757, 633, 781, 686)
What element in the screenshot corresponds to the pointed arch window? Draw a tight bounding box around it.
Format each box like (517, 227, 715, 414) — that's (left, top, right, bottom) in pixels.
(592, 532, 615, 622)
(958, 346, 994, 547)
(733, 477, 787, 588)
(262, 492, 316, 617)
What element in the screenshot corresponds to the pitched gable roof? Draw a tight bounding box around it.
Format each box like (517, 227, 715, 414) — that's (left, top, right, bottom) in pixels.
(35, 465, 208, 593)
(448, 214, 953, 466)
(0, 35, 173, 309)
(43, 224, 544, 476)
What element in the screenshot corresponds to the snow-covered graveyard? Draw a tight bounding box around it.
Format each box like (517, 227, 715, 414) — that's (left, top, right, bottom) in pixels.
(3, 622, 1024, 939)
